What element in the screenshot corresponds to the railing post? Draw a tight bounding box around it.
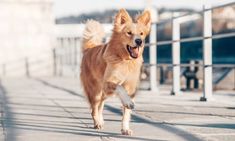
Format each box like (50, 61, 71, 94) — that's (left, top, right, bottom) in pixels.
(171, 16, 181, 95)
(74, 37, 78, 66)
(65, 38, 68, 65)
(68, 37, 73, 65)
(234, 67, 235, 90)
(59, 38, 64, 76)
(53, 48, 57, 76)
(200, 4, 213, 101)
(149, 8, 158, 92)
(25, 58, 30, 77)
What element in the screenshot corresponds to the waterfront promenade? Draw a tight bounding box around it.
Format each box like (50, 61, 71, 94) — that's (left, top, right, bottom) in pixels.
(0, 77, 235, 141)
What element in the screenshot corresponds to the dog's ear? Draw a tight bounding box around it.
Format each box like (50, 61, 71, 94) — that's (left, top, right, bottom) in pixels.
(114, 9, 132, 32)
(136, 10, 151, 32)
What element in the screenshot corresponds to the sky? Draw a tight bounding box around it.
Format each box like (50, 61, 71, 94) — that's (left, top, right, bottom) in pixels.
(54, 0, 235, 18)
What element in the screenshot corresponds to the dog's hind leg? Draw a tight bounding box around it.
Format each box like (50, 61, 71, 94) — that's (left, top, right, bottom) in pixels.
(98, 97, 105, 127)
(91, 103, 100, 129)
(91, 92, 104, 129)
(121, 107, 132, 135)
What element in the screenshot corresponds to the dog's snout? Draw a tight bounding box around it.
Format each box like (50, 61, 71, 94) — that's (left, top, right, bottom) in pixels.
(135, 39, 142, 46)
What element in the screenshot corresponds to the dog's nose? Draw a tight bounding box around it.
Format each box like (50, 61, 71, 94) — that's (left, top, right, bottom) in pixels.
(135, 39, 142, 46)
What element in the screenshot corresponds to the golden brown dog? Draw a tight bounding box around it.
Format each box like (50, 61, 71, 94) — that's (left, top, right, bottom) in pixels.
(80, 9, 151, 135)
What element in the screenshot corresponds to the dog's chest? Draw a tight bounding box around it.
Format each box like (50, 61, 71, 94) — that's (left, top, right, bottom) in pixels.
(125, 61, 142, 79)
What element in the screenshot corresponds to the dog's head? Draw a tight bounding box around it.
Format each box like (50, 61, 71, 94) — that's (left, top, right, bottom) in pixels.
(113, 9, 151, 59)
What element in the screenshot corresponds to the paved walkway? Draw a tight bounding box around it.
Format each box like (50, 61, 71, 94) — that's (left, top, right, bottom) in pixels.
(0, 77, 235, 141)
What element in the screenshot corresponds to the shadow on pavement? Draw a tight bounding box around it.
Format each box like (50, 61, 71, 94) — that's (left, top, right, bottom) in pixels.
(1, 78, 163, 141)
(35, 78, 203, 141)
(0, 80, 16, 141)
(135, 109, 235, 118)
(173, 123, 235, 130)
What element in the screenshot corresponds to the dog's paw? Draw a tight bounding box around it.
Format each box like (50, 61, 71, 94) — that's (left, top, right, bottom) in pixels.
(123, 100, 135, 109)
(94, 123, 104, 130)
(121, 129, 133, 136)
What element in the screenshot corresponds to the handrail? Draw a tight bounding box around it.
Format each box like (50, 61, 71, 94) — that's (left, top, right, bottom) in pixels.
(145, 32, 235, 47)
(56, 31, 235, 47)
(152, 1, 235, 24)
(143, 63, 235, 68)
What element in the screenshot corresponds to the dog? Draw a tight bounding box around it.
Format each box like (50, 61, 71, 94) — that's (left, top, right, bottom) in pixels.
(80, 9, 151, 135)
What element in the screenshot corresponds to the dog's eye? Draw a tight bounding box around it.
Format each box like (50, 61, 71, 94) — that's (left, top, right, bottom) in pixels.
(140, 32, 143, 36)
(127, 31, 132, 35)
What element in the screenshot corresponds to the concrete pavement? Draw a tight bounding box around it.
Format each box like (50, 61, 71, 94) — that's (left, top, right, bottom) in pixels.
(0, 77, 235, 141)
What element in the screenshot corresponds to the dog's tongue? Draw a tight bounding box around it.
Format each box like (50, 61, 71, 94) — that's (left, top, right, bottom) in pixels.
(131, 47, 139, 58)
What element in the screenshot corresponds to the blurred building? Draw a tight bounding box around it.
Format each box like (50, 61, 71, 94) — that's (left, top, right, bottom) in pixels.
(0, 0, 54, 76)
(213, 6, 235, 33)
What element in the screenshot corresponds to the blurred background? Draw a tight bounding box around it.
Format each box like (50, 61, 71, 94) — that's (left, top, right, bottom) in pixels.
(0, 0, 235, 91)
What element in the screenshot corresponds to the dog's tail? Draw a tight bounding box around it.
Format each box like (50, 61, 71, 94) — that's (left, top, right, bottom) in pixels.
(82, 20, 105, 51)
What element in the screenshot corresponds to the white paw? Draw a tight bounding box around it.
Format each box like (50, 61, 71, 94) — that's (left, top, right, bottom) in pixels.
(121, 129, 133, 135)
(123, 100, 135, 109)
(94, 121, 104, 130)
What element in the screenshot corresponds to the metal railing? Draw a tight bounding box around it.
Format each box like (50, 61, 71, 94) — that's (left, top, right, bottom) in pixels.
(152, 1, 235, 25)
(0, 51, 53, 77)
(142, 63, 235, 90)
(146, 2, 235, 101)
(53, 37, 82, 77)
(51, 2, 235, 101)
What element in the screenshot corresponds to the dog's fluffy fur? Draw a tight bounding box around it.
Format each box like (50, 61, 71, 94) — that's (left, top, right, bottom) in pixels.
(80, 9, 151, 135)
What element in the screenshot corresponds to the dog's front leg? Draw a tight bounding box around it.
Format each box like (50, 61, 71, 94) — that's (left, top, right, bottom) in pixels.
(121, 107, 132, 135)
(104, 82, 134, 135)
(104, 82, 134, 109)
(115, 85, 134, 109)
(115, 85, 135, 135)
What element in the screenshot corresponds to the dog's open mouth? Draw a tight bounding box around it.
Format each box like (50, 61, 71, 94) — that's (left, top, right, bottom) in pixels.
(126, 45, 140, 59)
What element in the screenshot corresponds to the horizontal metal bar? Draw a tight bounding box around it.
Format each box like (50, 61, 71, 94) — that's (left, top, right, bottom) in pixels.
(152, 1, 235, 24)
(212, 32, 235, 40)
(57, 31, 235, 45)
(57, 37, 81, 40)
(145, 32, 235, 47)
(211, 64, 235, 68)
(58, 31, 235, 47)
(143, 64, 203, 67)
(207, 1, 235, 11)
(143, 63, 235, 68)
(145, 40, 173, 46)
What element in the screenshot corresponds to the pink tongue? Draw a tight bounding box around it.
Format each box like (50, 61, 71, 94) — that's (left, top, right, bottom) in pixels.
(131, 47, 139, 58)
